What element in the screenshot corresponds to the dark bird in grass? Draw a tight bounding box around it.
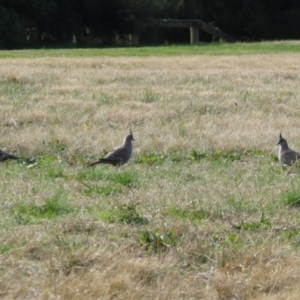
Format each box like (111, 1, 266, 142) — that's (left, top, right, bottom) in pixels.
(88, 129, 135, 167)
(0, 149, 19, 162)
(276, 133, 300, 166)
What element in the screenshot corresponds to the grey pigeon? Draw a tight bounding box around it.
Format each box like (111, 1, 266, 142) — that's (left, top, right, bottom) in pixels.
(88, 129, 135, 167)
(0, 149, 19, 162)
(276, 133, 300, 166)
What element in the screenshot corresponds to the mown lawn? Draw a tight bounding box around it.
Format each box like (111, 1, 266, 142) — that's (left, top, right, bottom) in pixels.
(0, 40, 300, 58)
(1, 43, 300, 299)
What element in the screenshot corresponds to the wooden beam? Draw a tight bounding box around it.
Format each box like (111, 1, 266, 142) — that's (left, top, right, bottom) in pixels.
(146, 19, 237, 43)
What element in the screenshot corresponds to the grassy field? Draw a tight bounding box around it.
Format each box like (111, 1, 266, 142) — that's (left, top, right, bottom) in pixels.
(0, 40, 300, 59)
(1, 42, 300, 299)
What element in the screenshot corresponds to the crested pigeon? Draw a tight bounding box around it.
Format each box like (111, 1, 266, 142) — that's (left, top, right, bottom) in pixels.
(88, 129, 135, 167)
(276, 133, 300, 166)
(0, 148, 19, 162)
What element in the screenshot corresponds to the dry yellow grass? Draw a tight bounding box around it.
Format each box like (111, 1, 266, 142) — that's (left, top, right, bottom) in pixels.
(1, 52, 300, 299)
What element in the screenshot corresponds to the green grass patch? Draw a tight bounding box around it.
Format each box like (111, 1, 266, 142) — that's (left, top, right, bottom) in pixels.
(46, 165, 65, 179)
(190, 150, 207, 161)
(141, 88, 158, 103)
(106, 171, 138, 187)
(137, 152, 167, 165)
(224, 234, 244, 249)
(12, 190, 73, 224)
(270, 153, 279, 162)
(283, 229, 299, 240)
(79, 169, 138, 195)
(232, 212, 271, 231)
(0, 42, 300, 59)
(46, 139, 68, 152)
(281, 190, 300, 207)
(137, 151, 186, 165)
(98, 204, 148, 225)
(78, 168, 138, 186)
(52, 235, 86, 252)
(139, 229, 180, 253)
(227, 197, 259, 214)
(226, 233, 238, 243)
(80, 181, 122, 196)
(282, 229, 300, 245)
(77, 167, 108, 181)
(0, 243, 16, 254)
(190, 149, 242, 162)
(166, 206, 209, 223)
(190, 148, 268, 163)
(36, 155, 66, 179)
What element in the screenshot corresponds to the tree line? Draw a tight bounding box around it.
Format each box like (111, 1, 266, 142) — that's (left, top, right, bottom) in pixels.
(1, 0, 300, 49)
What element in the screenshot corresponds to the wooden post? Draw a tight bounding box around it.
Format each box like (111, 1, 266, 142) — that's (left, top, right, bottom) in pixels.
(190, 26, 199, 44)
(129, 33, 139, 45)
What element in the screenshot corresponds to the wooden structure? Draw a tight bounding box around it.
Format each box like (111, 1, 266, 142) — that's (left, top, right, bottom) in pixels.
(146, 19, 237, 44)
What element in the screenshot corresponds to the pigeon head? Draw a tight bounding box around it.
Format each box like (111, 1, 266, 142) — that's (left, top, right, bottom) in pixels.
(128, 129, 135, 141)
(276, 133, 286, 146)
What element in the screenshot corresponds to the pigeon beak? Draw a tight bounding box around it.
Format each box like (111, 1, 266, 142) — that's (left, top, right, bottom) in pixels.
(276, 133, 282, 145)
(129, 129, 134, 140)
